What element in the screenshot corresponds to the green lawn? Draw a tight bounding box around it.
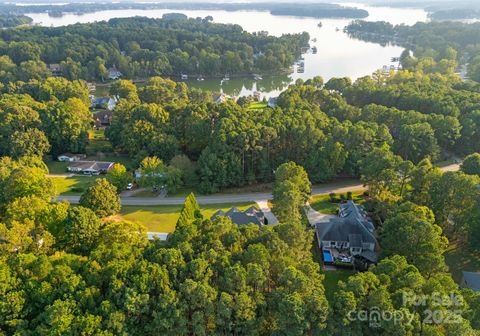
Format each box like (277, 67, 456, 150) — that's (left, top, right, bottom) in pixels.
(46, 160, 69, 174)
(120, 202, 257, 233)
(50, 176, 98, 195)
(444, 242, 480, 283)
(323, 270, 352, 299)
(248, 102, 267, 109)
(309, 191, 365, 215)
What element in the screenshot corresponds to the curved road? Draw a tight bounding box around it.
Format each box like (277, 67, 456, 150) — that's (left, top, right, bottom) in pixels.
(56, 164, 459, 206)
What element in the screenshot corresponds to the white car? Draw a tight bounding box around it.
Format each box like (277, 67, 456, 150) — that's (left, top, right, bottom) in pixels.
(126, 183, 133, 190)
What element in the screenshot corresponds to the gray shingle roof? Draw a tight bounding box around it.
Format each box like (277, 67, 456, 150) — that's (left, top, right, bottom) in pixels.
(316, 201, 377, 246)
(211, 207, 265, 225)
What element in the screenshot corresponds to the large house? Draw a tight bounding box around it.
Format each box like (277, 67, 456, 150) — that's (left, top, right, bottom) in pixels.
(316, 200, 378, 263)
(67, 161, 114, 175)
(211, 206, 266, 225)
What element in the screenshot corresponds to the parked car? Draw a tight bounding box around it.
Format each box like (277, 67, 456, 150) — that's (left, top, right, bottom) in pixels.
(126, 183, 133, 190)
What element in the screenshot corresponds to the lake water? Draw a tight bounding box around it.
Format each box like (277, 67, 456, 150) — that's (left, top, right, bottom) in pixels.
(26, 3, 428, 98)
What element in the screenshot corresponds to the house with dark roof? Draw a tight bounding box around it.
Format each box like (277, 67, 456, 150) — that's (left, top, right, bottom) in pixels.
(462, 272, 480, 292)
(211, 206, 265, 225)
(67, 161, 114, 175)
(93, 110, 113, 128)
(315, 200, 378, 263)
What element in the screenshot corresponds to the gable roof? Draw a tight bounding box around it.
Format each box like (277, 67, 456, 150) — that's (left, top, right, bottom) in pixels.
(316, 201, 377, 245)
(211, 207, 265, 225)
(463, 272, 480, 292)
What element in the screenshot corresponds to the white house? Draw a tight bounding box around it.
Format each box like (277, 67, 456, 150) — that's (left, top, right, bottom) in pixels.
(57, 153, 87, 162)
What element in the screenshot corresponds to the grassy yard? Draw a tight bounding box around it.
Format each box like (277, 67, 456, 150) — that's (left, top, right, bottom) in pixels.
(248, 102, 267, 110)
(50, 176, 98, 195)
(120, 202, 257, 233)
(444, 241, 480, 283)
(309, 191, 365, 215)
(46, 160, 69, 174)
(323, 270, 352, 299)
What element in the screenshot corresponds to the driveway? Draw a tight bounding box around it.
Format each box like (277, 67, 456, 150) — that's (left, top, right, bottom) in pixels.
(304, 203, 336, 227)
(256, 200, 278, 224)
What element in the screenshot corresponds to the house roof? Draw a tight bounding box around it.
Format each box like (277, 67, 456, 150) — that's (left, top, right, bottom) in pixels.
(68, 161, 114, 171)
(211, 207, 265, 225)
(316, 200, 377, 246)
(463, 272, 480, 292)
(94, 110, 113, 124)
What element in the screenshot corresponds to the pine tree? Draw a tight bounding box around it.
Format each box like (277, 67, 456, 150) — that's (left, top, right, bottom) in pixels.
(177, 192, 201, 226)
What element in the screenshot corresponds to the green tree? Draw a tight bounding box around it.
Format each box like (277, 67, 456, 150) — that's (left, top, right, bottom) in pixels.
(79, 178, 120, 217)
(273, 162, 311, 223)
(107, 163, 132, 192)
(381, 202, 448, 276)
(461, 153, 480, 175)
(60, 206, 102, 254)
(10, 128, 50, 159)
(3, 166, 56, 204)
(177, 192, 201, 226)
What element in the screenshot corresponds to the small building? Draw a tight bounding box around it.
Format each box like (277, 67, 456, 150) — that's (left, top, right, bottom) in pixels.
(93, 110, 113, 128)
(211, 206, 265, 225)
(316, 200, 378, 264)
(67, 161, 114, 175)
(461, 272, 480, 292)
(57, 153, 87, 162)
(48, 64, 62, 77)
(91, 96, 116, 111)
(107, 67, 122, 80)
(267, 97, 278, 108)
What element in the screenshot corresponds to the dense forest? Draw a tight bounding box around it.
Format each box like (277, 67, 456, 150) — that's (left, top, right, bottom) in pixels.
(0, 15, 309, 81)
(346, 20, 480, 81)
(0, 2, 369, 19)
(1, 10, 480, 335)
(0, 14, 31, 28)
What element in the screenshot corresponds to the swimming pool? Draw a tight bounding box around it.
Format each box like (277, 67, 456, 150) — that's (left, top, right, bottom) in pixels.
(323, 249, 333, 263)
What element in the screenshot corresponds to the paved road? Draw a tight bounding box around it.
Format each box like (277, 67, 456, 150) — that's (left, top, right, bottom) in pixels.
(56, 164, 460, 206)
